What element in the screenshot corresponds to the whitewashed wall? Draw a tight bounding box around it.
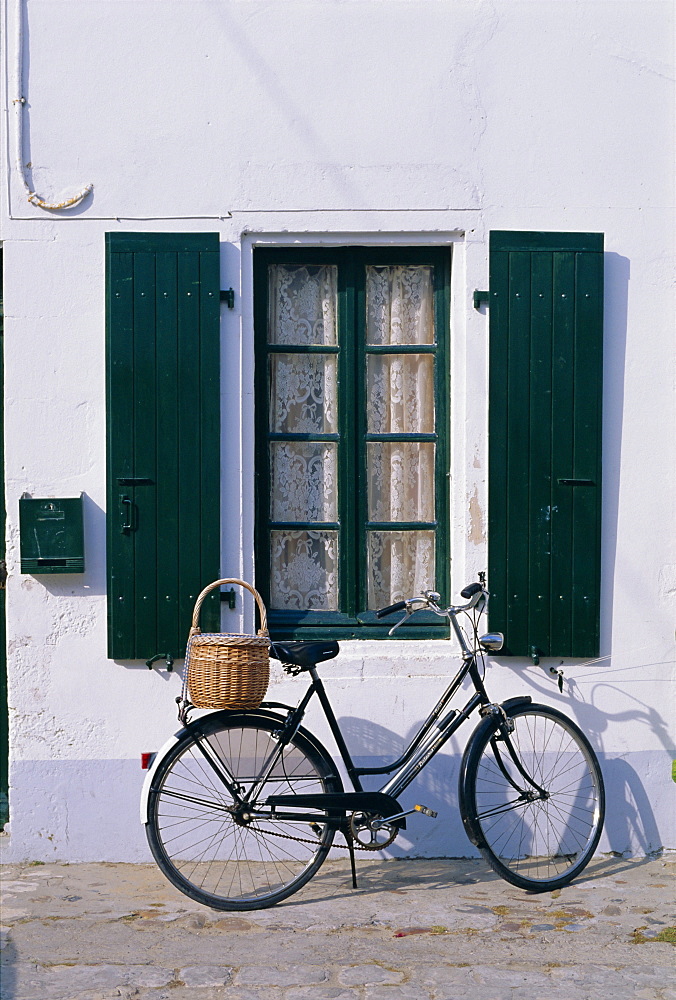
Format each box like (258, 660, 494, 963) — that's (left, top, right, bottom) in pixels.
(0, 0, 674, 862)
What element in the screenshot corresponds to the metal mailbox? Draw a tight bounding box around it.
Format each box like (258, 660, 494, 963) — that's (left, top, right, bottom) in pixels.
(20, 496, 85, 574)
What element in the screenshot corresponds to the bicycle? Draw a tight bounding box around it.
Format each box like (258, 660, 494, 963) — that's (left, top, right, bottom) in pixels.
(141, 579, 605, 910)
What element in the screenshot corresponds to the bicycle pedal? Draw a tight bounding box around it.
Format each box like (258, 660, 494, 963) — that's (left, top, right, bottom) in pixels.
(414, 804, 438, 818)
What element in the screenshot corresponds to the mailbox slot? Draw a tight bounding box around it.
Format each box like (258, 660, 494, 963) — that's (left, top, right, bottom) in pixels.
(20, 496, 85, 574)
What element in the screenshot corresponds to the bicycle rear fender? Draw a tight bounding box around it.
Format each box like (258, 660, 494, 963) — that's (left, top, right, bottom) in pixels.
(140, 704, 336, 825)
(457, 695, 532, 845)
(140, 729, 183, 824)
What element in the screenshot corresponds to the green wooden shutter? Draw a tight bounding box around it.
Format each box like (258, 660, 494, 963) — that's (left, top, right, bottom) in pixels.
(488, 231, 603, 659)
(106, 233, 221, 660)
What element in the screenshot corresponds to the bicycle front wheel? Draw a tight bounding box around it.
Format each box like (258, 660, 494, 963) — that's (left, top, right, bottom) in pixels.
(460, 703, 604, 891)
(146, 712, 341, 910)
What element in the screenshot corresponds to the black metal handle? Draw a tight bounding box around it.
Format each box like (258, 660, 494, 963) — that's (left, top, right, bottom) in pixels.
(120, 495, 133, 533)
(557, 478, 595, 486)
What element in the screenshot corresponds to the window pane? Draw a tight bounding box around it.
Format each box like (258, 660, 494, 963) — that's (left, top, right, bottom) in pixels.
(270, 442, 338, 522)
(268, 264, 338, 345)
(366, 265, 434, 345)
(270, 530, 339, 610)
(367, 442, 435, 522)
(367, 530, 435, 609)
(270, 354, 338, 433)
(367, 354, 435, 433)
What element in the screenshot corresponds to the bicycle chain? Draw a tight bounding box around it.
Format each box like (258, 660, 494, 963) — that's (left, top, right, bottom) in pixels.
(246, 823, 374, 851)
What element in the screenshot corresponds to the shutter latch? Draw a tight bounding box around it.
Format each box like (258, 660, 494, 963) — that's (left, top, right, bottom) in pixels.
(473, 290, 490, 310)
(220, 288, 235, 309)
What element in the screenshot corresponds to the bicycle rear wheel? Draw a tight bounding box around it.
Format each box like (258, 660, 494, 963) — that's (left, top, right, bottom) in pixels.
(460, 703, 604, 891)
(146, 712, 341, 910)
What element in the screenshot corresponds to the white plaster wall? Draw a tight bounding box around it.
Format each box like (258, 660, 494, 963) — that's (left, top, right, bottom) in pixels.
(0, 0, 674, 862)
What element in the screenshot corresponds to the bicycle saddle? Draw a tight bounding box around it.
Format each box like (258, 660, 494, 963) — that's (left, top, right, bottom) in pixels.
(270, 640, 339, 670)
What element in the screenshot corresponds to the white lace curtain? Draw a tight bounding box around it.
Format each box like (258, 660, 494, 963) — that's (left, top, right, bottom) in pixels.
(365, 265, 436, 607)
(268, 265, 340, 610)
(267, 263, 436, 611)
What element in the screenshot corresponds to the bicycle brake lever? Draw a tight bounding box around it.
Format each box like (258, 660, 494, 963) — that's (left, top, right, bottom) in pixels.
(388, 610, 414, 636)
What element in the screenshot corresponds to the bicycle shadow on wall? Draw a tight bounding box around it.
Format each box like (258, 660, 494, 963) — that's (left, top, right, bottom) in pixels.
(362, 650, 669, 869)
(568, 675, 671, 857)
(502, 660, 671, 857)
(339, 712, 603, 870)
(305, 710, 649, 902)
(338, 715, 470, 860)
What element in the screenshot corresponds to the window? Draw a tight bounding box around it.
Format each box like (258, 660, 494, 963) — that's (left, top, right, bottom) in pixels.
(254, 247, 450, 638)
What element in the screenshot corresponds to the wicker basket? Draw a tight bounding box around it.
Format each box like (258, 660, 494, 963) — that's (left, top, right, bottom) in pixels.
(185, 579, 270, 710)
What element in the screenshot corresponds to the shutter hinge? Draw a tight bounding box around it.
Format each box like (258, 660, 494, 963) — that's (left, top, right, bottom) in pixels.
(220, 288, 235, 309)
(220, 587, 236, 609)
(473, 290, 490, 310)
(146, 652, 174, 671)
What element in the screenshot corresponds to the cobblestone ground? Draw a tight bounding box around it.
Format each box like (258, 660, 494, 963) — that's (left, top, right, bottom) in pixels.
(1, 856, 674, 1000)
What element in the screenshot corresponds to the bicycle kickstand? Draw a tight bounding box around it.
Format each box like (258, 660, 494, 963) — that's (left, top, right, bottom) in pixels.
(344, 824, 359, 889)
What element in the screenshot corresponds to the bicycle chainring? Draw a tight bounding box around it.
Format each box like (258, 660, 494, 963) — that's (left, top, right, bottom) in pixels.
(348, 811, 398, 850)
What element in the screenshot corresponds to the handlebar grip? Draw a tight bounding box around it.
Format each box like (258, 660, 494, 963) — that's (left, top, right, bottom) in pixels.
(460, 582, 483, 599)
(375, 600, 407, 619)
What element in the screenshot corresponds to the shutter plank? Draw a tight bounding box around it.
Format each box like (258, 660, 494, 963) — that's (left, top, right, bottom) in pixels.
(132, 253, 159, 655)
(487, 253, 509, 636)
(198, 249, 222, 634)
(177, 252, 204, 642)
(505, 252, 531, 655)
(155, 252, 181, 655)
(571, 250, 603, 655)
(106, 251, 136, 658)
(528, 251, 553, 655)
(550, 252, 576, 655)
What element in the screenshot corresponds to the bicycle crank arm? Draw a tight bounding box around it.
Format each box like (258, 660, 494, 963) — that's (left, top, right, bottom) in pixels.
(371, 803, 438, 830)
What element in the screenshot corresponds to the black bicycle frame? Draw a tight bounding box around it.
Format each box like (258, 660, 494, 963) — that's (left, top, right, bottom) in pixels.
(274, 644, 492, 804)
(194, 597, 501, 819)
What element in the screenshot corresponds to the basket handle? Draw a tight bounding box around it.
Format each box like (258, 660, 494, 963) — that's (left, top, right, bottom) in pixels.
(190, 578, 268, 635)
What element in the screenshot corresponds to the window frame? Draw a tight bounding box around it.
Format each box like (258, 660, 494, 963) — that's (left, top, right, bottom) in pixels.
(254, 245, 451, 639)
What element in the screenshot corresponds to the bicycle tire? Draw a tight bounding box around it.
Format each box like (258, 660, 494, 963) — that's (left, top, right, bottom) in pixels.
(460, 703, 605, 891)
(146, 712, 342, 910)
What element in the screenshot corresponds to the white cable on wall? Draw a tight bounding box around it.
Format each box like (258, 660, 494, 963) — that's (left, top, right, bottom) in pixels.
(13, 0, 93, 211)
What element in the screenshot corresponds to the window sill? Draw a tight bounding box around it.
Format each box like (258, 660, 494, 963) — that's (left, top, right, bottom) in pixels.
(268, 624, 450, 641)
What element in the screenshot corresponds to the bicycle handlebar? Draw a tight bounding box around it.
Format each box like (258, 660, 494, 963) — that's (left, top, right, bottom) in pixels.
(376, 582, 488, 630)
(375, 600, 407, 619)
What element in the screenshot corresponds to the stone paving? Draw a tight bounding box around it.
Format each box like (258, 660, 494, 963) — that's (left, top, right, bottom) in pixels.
(0, 855, 674, 1000)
